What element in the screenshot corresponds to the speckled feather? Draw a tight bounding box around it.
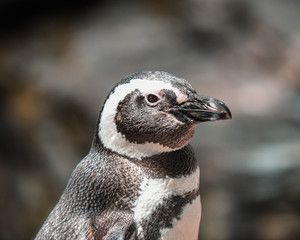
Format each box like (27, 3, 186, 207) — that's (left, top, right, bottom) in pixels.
(35, 144, 200, 240)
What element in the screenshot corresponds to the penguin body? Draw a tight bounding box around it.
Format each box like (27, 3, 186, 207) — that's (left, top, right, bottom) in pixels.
(35, 71, 231, 240)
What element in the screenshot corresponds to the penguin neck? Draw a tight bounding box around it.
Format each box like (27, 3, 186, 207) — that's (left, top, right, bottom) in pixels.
(91, 112, 198, 176)
(91, 137, 198, 178)
(137, 144, 199, 178)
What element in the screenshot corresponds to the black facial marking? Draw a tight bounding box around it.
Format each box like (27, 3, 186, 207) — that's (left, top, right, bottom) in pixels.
(114, 90, 196, 149)
(162, 89, 177, 105)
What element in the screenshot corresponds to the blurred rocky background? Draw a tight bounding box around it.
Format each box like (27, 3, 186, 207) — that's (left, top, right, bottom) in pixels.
(0, 0, 299, 239)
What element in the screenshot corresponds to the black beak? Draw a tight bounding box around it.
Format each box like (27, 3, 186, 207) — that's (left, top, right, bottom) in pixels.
(170, 93, 232, 123)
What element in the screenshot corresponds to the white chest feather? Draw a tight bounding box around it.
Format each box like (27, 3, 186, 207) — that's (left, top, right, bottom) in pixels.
(132, 167, 201, 239)
(160, 196, 201, 240)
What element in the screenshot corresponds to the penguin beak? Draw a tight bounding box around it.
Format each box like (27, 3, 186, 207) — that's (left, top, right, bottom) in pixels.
(172, 94, 232, 122)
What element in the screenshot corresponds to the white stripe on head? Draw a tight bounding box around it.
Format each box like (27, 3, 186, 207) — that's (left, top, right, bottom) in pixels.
(98, 79, 188, 159)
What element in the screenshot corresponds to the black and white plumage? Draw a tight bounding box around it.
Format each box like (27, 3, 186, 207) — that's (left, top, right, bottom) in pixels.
(35, 71, 231, 240)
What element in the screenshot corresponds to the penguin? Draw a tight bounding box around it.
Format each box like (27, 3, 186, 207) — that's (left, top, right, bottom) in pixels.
(35, 71, 231, 240)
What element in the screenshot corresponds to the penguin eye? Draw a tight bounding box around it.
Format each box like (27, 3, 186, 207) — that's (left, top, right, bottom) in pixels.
(146, 94, 160, 104)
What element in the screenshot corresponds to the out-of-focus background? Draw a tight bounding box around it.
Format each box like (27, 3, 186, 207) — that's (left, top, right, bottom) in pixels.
(0, 0, 299, 239)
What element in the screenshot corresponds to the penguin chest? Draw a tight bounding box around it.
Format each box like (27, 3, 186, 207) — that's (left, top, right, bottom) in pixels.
(160, 196, 201, 240)
(132, 167, 201, 240)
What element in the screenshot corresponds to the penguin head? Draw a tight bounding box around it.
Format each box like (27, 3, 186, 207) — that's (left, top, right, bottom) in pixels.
(97, 71, 231, 159)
